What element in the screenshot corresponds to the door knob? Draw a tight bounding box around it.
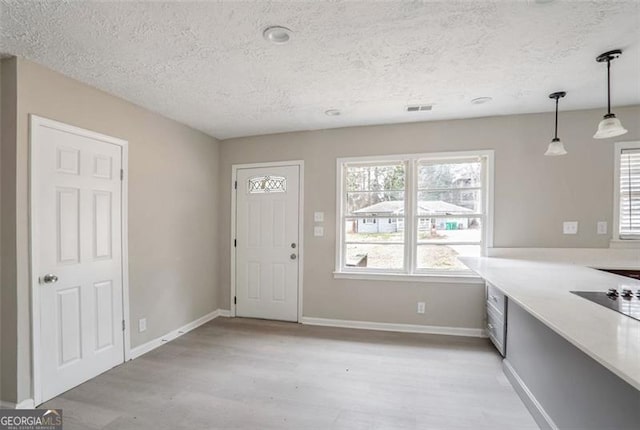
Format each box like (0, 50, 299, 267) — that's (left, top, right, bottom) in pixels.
(290, 254, 297, 260)
(41, 274, 59, 284)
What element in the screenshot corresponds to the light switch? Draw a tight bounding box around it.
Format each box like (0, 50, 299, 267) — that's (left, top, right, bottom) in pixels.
(314, 226, 324, 237)
(597, 221, 608, 235)
(563, 221, 578, 235)
(314, 212, 324, 222)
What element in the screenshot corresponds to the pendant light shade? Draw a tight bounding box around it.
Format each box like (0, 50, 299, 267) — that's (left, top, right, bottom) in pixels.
(594, 49, 628, 139)
(545, 138, 567, 156)
(594, 114, 628, 139)
(545, 91, 567, 156)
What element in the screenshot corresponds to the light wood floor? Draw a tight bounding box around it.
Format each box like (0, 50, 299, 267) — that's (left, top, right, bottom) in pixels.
(41, 317, 538, 429)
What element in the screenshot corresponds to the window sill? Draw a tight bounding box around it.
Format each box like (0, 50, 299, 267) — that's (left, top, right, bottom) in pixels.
(610, 240, 640, 249)
(333, 271, 484, 284)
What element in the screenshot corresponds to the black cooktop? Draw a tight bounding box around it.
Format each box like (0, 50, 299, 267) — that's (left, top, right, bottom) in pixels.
(571, 289, 640, 321)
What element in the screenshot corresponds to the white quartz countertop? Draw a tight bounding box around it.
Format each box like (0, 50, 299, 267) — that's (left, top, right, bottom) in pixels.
(459, 257, 640, 391)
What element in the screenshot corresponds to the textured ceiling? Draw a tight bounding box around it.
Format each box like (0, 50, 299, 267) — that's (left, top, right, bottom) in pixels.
(1, 1, 639, 139)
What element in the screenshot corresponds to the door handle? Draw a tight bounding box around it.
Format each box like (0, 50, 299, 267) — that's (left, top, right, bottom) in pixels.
(41, 274, 59, 284)
(290, 254, 297, 260)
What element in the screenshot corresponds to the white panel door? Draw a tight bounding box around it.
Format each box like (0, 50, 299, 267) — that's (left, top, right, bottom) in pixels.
(236, 165, 300, 321)
(32, 118, 125, 403)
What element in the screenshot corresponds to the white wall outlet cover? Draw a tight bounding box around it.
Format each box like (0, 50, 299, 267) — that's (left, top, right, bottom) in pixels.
(563, 221, 578, 235)
(314, 211, 324, 222)
(138, 318, 147, 333)
(417, 302, 426, 314)
(314, 226, 324, 237)
(597, 221, 608, 235)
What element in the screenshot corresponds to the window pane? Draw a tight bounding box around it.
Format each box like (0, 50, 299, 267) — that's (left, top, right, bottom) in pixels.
(346, 163, 405, 192)
(416, 245, 480, 271)
(347, 191, 405, 215)
(417, 217, 482, 243)
(345, 217, 405, 242)
(339, 154, 489, 274)
(346, 244, 404, 270)
(247, 175, 286, 193)
(417, 190, 481, 214)
(418, 160, 481, 190)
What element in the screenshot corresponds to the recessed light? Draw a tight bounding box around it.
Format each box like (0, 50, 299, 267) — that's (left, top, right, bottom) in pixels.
(325, 109, 341, 116)
(263, 26, 292, 44)
(471, 97, 493, 105)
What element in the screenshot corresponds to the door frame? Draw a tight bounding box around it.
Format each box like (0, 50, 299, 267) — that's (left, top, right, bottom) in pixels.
(28, 115, 131, 405)
(230, 160, 304, 322)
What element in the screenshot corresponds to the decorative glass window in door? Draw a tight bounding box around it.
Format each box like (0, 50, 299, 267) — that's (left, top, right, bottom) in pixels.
(248, 175, 287, 194)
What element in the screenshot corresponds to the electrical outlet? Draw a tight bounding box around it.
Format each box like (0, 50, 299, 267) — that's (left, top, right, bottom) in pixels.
(597, 221, 608, 235)
(314, 226, 324, 237)
(314, 211, 324, 222)
(138, 318, 147, 333)
(417, 302, 426, 314)
(563, 221, 578, 235)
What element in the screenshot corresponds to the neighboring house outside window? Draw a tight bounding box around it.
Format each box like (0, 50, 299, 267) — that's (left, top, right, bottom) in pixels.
(614, 141, 640, 243)
(336, 150, 494, 278)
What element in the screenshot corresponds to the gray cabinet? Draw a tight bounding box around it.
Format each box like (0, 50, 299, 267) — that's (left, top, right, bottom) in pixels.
(505, 301, 640, 430)
(486, 282, 507, 356)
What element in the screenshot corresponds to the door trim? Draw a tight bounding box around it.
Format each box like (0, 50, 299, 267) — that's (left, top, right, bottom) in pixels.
(28, 115, 130, 405)
(230, 160, 304, 322)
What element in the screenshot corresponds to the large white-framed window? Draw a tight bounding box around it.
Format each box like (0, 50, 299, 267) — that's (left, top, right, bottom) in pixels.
(335, 150, 494, 280)
(613, 141, 640, 244)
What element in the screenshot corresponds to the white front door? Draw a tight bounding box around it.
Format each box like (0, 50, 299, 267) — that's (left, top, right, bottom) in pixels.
(31, 117, 126, 403)
(235, 165, 300, 322)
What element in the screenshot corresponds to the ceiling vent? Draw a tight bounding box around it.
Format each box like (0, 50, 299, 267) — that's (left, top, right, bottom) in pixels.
(406, 104, 433, 112)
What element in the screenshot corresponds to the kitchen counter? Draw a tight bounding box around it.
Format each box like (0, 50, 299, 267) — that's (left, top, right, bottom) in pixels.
(459, 257, 640, 391)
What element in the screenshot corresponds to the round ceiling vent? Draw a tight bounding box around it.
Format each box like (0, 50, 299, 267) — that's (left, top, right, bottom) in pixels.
(263, 26, 292, 44)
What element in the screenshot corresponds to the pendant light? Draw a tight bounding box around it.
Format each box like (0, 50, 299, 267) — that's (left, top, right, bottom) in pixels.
(594, 49, 628, 139)
(545, 91, 568, 156)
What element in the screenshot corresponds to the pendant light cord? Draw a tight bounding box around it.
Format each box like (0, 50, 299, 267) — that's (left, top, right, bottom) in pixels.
(554, 97, 559, 139)
(607, 59, 612, 115)
(628, 154, 633, 231)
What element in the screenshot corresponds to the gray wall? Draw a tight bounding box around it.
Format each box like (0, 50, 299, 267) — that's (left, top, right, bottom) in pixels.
(3, 58, 221, 404)
(0, 55, 3, 402)
(218, 106, 640, 329)
(1, 57, 17, 403)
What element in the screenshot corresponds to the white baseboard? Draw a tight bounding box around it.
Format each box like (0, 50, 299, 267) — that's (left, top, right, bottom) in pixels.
(502, 359, 558, 430)
(217, 309, 231, 317)
(0, 398, 35, 409)
(300, 316, 486, 338)
(16, 399, 35, 409)
(130, 309, 228, 360)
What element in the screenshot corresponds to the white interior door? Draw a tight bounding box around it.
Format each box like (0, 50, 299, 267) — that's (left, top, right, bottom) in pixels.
(32, 118, 125, 403)
(235, 165, 300, 322)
